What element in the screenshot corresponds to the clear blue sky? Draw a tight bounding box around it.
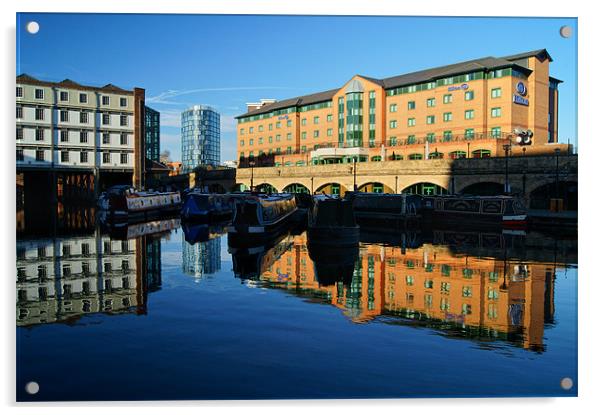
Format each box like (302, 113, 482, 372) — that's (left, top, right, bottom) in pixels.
(17, 13, 577, 161)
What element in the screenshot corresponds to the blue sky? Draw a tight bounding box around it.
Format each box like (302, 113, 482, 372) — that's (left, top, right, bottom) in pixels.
(17, 14, 577, 161)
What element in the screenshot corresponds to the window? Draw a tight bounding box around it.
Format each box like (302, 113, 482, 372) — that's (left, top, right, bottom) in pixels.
(407, 118, 416, 127)
(60, 110, 69, 122)
(16, 128, 23, 140)
(443, 94, 452, 104)
(464, 128, 475, 139)
(102, 132, 110, 144)
(120, 97, 127, 107)
(258, 137, 263, 144)
(36, 150, 44, 161)
(80, 151, 88, 163)
(80, 112, 89, 124)
(313, 116, 319, 124)
(35, 129, 44, 141)
(389, 136, 397, 146)
(120, 115, 128, 126)
(491, 88, 502, 98)
(465, 90, 474, 100)
(313, 130, 319, 138)
(60, 91, 68, 101)
(35, 108, 44, 120)
(286, 146, 292, 154)
(103, 152, 110, 164)
(462, 286, 473, 297)
(407, 101, 416, 110)
(80, 131, 88, 143)
(389, 120, 397, 129)
(491, 127, 502, 138)
(16, 149, 24, 161)
(450, 150, 467, 159)
(276, 121, 281, 128)
(465, 110, 475, 120)
(426, 115, 435, 124)
(258, 125, 264, 132)
(102, 113, 110, 125)
(327, 128, 333, 136)
(35, 89, 44, 99)
(301, 132, 307, 140)
(407, 135, 416, 144)
(389, 103, 397, 112)
(472, 149, 491, 158)
(301, 118, 307, 126)
(249, 127, 254, 133)
(120, 153, 128, 164)
(409, 153, 422, 160)
(240, 128, 245, 135)
(426, 133, 436, 143)
(327, 114, 333, 122)
(491, 107, 502, 118)
(426, 98, 436, 107)
(79, 93, 87, 103)
(102, 96, 110, 105)
(443, 112, 452, 122)
(287, 120, 292, 127)
(16, 106, 23, 119)
(249, 139, 254, 145)
(239, 139, 244, 146)
(16, 86, 23, 97)
(61, 151, 69, 162)
(60, 130, 68, 142)
(443, 130, 453, 141)
(120, 133, 128, 145)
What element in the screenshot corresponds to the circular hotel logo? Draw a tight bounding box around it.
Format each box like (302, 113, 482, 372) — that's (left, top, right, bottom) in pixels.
(516, 81, 527, 96)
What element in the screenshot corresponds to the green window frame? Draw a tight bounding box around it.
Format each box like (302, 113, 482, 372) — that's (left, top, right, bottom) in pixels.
(491, 127, 502, 138)
(407, 135, 416, 144)
(465, 91, 474, 101)
(313, 116, 319, 124)
(443, 130, 452, 141)
(443, 112, 452, 122)
(301, 132, 307, 139)
(443, 94, 452, 104)
(239, 140, 244, 146)
(407, 101, 416, 110)
(408, 118, 416, 127)
(491, 87, 502, 98)
(313, 130, 319, 138)
(389, 103, 397, 112)
(276, 121, 281, 128)
(287, 119, 292, 127)
(249, 138, 254, 145)
(390, 120, 397, 129)
(327, 128, 333, 136)
(301, 118, 307, 126)
(409, 153, 423, 160)
(426, 115, 435, 124)
(464, 128, 475, 139)
(327, 114, 333, 122)
(465, 109, 475, 120)
(276, 134, 281, 141)
(491, 107, 502, 118)
(426, 97, 436, 107)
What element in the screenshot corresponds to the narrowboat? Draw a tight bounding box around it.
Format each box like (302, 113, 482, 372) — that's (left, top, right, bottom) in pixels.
(229, 232, 294, 280)
(98, 185, 181, 222)
(422, 195, 528, 228)
(182, 221, 228, 244)
(307, 195, 359, 248)
(227, 193, 299, 244)
(100, 217, 181, 240)
(180, 191, 240, 222)
(343, 192, 423, 229)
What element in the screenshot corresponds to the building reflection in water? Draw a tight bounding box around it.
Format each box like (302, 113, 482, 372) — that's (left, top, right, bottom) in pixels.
(182, 236, 222, 280)
(234, 230, 574, 352)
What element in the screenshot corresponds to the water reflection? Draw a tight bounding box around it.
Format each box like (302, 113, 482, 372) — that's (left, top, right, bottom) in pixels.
(229, 228, 575, 352)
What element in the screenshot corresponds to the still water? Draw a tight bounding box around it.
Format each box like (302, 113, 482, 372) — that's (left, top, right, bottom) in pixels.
(16, 218, 577, 401)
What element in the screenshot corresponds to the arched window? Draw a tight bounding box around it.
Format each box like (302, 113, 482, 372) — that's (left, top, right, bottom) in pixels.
(295, 160, 305, 166)
(403, 182, 448, 196)
(449, 151, 467, 159)
(371, 156, 382, 162)
(472, 149, 491, 158)
(428, 152, 443, 159)
(409, 153, 423, 160)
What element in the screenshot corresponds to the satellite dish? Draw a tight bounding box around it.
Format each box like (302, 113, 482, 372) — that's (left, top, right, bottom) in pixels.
(523, 136, 531, 144)
(526, 129, 533, 137)
(515, 136, 523, 144)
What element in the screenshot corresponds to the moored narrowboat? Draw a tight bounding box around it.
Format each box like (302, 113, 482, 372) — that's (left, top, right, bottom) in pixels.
(98, 185, 182, 222)
(307, 195, 359, 248)
(180, 191, 240, 222)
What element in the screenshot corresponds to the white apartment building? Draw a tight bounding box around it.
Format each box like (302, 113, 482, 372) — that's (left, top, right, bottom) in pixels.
(16, 75, 145, 179)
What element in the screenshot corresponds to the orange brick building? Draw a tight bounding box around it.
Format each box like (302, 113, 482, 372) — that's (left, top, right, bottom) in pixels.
(236, 49, 563, 167)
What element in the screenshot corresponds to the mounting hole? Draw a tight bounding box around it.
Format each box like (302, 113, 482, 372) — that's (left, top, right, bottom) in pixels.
(559, 25, 572, 38)
(25, 381, 39, 395)
(26, 21, 40, 34)
(560, 377, 573, 390)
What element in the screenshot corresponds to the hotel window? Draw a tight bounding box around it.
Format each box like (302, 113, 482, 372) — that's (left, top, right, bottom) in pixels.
(80, 151, 88, 163)
(102, 132, 110, 144)
(102, 95, 110, 105)
(249, 151, 254, 157)
(16, 86, 23, 97)
(80, 131, 88, 143)
(426, 98, 436, 107)
(301, 132, 307, 140)
(487, 288, 499, 300)
(287, 120, 292, 127)
(239, 139, 244, 146)
(464, 128, 475, 139)
(16, 149, 24, 161)
(389, 136, 397, 146)
(60, 91, 69, 101)
(407, 101, 416, 110)
(268, 136, 273, 143)
(35, 108, 44, 120)
(491, 127, 502, 138)
(35, 129, 44, 141)
(268, 124, 273, 131)
(313, 116, 319, 124)
(441, 282, 451, 294)
(80, 111, 89, 124)
(443, 94, 452, 104)
(258, 137, 263, 145)
(462, 286, 472, 298)
(120, 133, 128, 145)
(301, 118, 307, 126)
(16, 106, 23, 119)
(301, 145, 307, 153)
(240, 128, 245, 135)
(389, 103, 397, 113)
(35, 88, 44, 99)
(327, 128, 333, 136)
(249, 127, 254, 133)
(60, 130, 69, 142)
(462, 304, 472, 315)
(443, 130, 452, 141)
(277, 134, 282, 141)
(275, 148, 281, 154)
(408, 118, 416, 127)
(472, 149, 491, 158)
(491, 88, 502, 98)
(409, 153, 422, 160)
(79, 93, 87, 103)
(465, 110, 475, 120)
(426, 133, 436, 143)
(491, 107, 502, 118)
(450, 150, 467, 159)
(488, 304, 498, 319)
(426, 115, 435, 125)
(465, 91, 474, 101)
(16, 128, 23, 140)
(61, 151, 69, 162)
(120, 153, 128, 164)
(258, 125, 264, 132)
(406, 276, 414, 286)
(35, 150, 45, 161)
(389, 120, 397, 129)
(102, 113, 110, 125)
(249, 138, 254, 145)
(120, 115, 128, 126)
(120, 97, 127, 107)
(60, 110, 69, 122)
(286, 146, 292, 154)
(313, 130, 319, 138)
(327, 114, 333, 122)
(407, 135, 416, 144)
(276, 121, 281, 128)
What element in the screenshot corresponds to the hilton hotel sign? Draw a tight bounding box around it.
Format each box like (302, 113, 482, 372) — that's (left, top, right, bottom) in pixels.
(513, 81, 529, 106)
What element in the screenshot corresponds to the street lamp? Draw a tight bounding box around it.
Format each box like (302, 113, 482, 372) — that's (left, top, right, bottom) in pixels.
(555, 148, 561, 199)
(503, 143, 511, 194)
(467, 142, 471, 159)
(353, 158, 358, 191)
(311, 176, 314, 194)
(249, 159, 255, 192)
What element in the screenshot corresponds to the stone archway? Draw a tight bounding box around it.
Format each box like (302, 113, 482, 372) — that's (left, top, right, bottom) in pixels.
(255, 183, 278, 193)
(402, 182, 448, 196)
(529, 180, 577, 210)
(459, 181, 505, 196)
(315, 182, 348, 196)
(357, 181, 394, 194)
(282, 183, 310, 194)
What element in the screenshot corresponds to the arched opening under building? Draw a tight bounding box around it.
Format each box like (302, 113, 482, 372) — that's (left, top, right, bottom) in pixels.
(232, 183, 249, 192)
(358, 182, 394, 194)
(315, 182, 346, 196)
(282, 183, 310, 194)
(255, 183, 278, 194)
(402, 182, 448, 196)
(460, 182, 505, 196)
(529, 181, 577, 210)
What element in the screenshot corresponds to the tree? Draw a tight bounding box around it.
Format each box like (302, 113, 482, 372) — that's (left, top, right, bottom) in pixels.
(160, 150, 171, 164)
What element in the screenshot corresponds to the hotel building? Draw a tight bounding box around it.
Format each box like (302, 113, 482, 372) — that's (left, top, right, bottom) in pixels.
(181, 105, 221, 173)
(16, 74, 149, 188)
(236, 49, 563, 167)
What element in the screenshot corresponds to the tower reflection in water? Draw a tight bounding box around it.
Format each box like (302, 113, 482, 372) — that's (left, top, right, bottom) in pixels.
(181, 222, 225, 280)
(231, 229, 574, 352)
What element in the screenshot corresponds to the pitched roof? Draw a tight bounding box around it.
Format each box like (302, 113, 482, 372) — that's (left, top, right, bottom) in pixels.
(16, 74, 135, 94)
(236, 49, 553, 119)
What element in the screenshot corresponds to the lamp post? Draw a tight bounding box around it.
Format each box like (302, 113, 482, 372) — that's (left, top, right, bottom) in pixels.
(353, 158, 357, 191)
(467, 142, 471, 159)
(311, 176, 314, 194)
(395, 176, 398, 193)
(249, 159, 255, 192)
(503, 143, 511, 195)
(555, 148, 561, 199)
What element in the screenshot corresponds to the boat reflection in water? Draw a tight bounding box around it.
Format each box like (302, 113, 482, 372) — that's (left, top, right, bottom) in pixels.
(234, 227, 575, 352)
(182, 223, 225, 281)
